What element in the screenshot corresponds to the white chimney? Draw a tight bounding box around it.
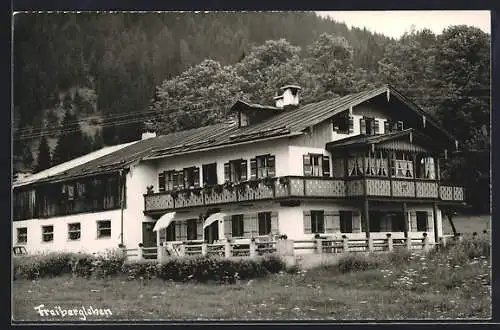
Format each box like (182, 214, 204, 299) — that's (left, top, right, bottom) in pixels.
(141, 130, 156, 140)
(142, 121, 156, 140)
(275, 85, 301, 108)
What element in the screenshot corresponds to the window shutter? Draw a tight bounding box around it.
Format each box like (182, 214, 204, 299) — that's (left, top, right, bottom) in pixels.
(224, 163, 230, 182)
(172, 172, 178, 190)
(332, 211, 341, 232)
(183, 168, 189, 189)
(197, 219, 203, 239)
(178, 171, 184, 189)
(240, 160, 248, 181)
(250, 214, 258, 236)
(303, 211, 312, 234)
(322, 155, 330, 177)
(180, 222, 188, 241)
(193, 167, 200, 188)
(348, 115, 354, 134)
(250, 158, 257, 179)
(324, 211, 335, 233)
(427, 211, 434, 232)
(271, 211, 279, 234)
(224, 216, 232, 239)
(410, 211, 417, 232)
(158, 172, 166, 192)
(384, 121, 390, 134)
(352, 211, 362, 233)
(267, 155, 276, 177)
(243, 214, 252, 237)
(303, 155, 312, 176)
(360, 118, 366, 135)
(374, 120, 380, 134)
(397, 121, 404, 131)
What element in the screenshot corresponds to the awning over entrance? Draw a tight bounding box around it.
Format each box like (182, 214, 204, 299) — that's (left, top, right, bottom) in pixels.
(203, 212, 227, 229)
(153, 212, 177, 232)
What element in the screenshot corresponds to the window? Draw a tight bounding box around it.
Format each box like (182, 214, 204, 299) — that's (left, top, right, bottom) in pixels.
(252, 155, 276, 179)
(183, 167, 200, 189)
(340, 211, 353, 233)
(333, 113, 353, 134)
(42, 225, 54, 242)
(97, 220, 111, 238)
(311, 211, 325, 234)
(258, 212, 272, 235)
(166, 222, 176, 241)
(202, 163, 218, 186)
(347, 153, 364, 176)
(419, 157, 436, 179)
(231, 214, 244, 237)
(68, 223, 81, 240)
(17, 227, 27, 244)
(225, 159, 247, 182)
(391, 214, 406, 232)
(303, 154, 330, 177)
(390, 152, 414, 178)
(360, 117, 378, 135)
(416, 212, 428, 231)
(186, 219, 198, 240)
(164, 170, 186, 191)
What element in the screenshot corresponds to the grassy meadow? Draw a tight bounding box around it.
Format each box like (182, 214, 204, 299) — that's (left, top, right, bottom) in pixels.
(12, 230, 491, 321)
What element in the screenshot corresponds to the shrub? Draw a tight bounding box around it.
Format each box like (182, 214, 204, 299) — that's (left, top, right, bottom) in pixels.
(337, 253, 377, 273)
(121, 259, 158, 280)
(261, 254, 286, 274)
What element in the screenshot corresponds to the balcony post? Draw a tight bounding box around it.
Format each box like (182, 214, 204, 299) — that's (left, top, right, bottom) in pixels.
(423, 233, 430, 251)
(342, 236, 349, 253)
(363, 199, 370, 238)
(137, 243, 144, 260)
(433, 202, 439, 244)
(201, 242, 208, 256)
(367, 236, 374, 252)
(402, 202, 409, 240)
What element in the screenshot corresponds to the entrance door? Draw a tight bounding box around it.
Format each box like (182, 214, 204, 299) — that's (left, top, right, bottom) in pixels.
(204, 221, 219, 244)
(142, 222, 157, 247)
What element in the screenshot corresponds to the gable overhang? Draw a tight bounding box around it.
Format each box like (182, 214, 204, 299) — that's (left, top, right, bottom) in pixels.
(326, 129, 447, 154)
(229, 99, 282, 113)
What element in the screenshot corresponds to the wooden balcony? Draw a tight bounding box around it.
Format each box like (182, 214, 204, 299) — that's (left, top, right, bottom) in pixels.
(144, 176, 465, 214)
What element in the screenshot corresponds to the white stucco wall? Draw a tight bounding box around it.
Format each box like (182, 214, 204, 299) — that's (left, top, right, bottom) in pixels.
(13, 209, 122, 254)
(154, 139, 290, 185)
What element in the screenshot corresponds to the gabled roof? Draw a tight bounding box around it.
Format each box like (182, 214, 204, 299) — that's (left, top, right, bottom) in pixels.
(229, 99, 282, 113)
(325, 128, 445, 152)
(16, 85, 456, 188)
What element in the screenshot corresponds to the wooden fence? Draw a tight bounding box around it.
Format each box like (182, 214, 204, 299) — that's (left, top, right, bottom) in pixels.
(124, 233, 445, 261)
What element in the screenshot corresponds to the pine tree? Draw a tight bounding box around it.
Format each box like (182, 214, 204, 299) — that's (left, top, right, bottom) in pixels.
(34, 136, 51, 172)
(52, 108, 87, 165)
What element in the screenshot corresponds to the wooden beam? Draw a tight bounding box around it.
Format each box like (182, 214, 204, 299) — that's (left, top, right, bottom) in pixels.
(363, 199, 370, 238)
(447, 211, 458, 236)
(402, 202, 409, 238)
(433, 202, 439, 244)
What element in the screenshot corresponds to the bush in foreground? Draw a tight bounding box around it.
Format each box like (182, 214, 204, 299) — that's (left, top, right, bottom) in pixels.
(14, 251, 286, 283)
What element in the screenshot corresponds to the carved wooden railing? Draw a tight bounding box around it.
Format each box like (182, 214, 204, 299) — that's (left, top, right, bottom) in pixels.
(144, 176, 465, 213)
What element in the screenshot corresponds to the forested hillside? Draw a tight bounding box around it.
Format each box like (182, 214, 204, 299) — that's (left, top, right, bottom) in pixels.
(12, 12, 490, 212)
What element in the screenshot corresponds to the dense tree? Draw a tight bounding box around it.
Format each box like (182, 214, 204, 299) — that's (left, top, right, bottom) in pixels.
(52, 108, 91, 165)
(34, 136, 51, 172)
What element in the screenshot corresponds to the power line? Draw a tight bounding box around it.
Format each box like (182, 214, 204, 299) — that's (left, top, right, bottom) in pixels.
(14, 105, 229, 141)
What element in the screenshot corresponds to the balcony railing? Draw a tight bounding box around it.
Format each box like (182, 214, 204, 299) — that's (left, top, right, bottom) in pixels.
(144, 176, 465, 213)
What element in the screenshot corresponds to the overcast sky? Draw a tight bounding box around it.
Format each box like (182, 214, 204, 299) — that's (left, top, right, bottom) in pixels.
(316, 11, 491, 39)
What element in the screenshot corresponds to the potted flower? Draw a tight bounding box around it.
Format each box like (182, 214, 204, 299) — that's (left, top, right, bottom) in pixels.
(214, 184, 224, 194)
(249, 179, 260, 190)
(224, 181, 235, 193)
(170, 190, 179, 199)
(146, 185, 154, 195)
(262, 176, 274, 188)
(183, 190, 191, 198)
(236, 181, 247, 194)
(192, 188, 202, 196)
(279, 177, 290, 186)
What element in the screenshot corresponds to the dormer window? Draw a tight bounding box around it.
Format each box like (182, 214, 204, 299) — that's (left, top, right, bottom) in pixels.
(333, 112, 354, 135)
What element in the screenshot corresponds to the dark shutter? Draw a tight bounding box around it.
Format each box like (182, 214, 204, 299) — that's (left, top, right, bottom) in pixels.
(303, 155, 312, 176)
(224, 216, 232, 239)
(267, 155, 276, 177)
(250, 158, 257, 179)
(183, 168, 189, 189)
(397, 121, 404, 131)
(177, 171, 184, 189)
(270, 212, 279, 234)
(384, 121, 390, 134)
(240, 160, 248, 181)
(303, 211, 312, 234)
(348, 115, 354, 134)
(224, 163, 230, 182)
(193, 167, 200, 188)
(360, 118, 366, 135)
(427, 211, 434, 232)
(410, 211, 417, 232)
(322, 155, 330, 177)
(374, 119, 380, 134)
(172, 172, 179, 190)
(158, 172, 166, 192)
